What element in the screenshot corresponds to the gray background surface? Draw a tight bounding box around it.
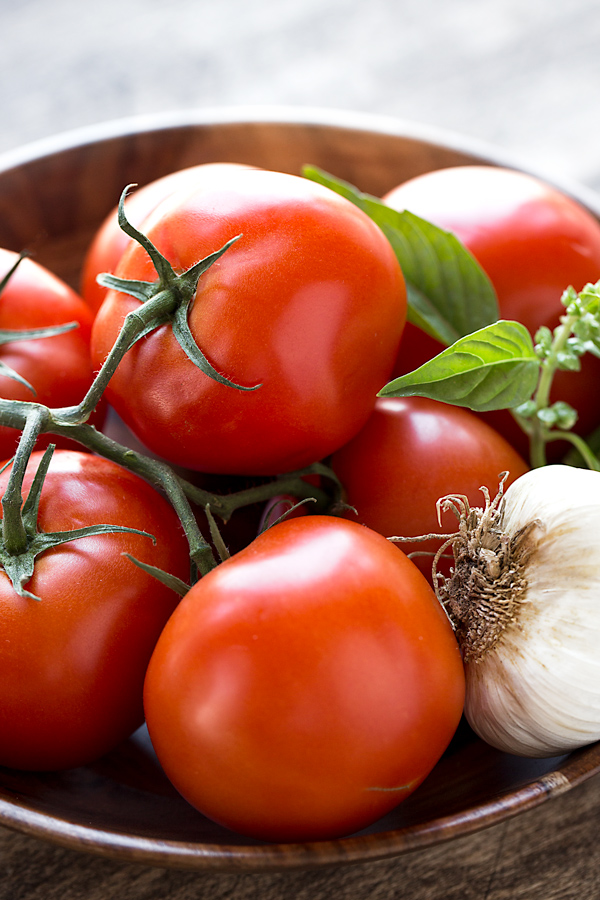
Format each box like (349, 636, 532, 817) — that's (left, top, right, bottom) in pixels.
(2, 0, 600, 191)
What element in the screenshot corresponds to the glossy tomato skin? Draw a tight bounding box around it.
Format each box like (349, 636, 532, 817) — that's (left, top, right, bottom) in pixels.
(384, 166, 600, 455)
(0, 450, 190, 772)
(330, 397, 529, 581)
(144, 515, 465, 842)
(0, 249, 103, 456)
(91, 168, 407, 475)
(81, 163, 254, 315)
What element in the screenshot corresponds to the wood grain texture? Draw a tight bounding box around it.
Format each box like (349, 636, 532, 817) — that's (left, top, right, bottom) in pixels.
(1, 773, 600, 899)
(1, 715, 598, 872)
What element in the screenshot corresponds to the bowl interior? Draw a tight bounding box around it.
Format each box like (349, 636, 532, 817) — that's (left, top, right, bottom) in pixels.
(0, 110, 525, 290)
(0, 109, 599, 872)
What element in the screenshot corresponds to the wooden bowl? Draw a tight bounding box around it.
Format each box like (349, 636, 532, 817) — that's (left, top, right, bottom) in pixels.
(0, 106, 599, 872)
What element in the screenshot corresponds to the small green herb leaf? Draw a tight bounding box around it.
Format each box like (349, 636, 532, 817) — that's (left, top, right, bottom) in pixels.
(378, 320, 540, 412)
(303, 166, 499, 345)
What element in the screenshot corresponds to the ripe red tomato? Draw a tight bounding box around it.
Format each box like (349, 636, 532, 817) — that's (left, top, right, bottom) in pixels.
(0, 248, 103, 456)
(383, 166, 600, 455)
(143, 515, 464, 842)
(0, 450, 190, 772)
(80, 163, 253, 315)
(330, 397, 529, 581)
(91, 167, 406, 475)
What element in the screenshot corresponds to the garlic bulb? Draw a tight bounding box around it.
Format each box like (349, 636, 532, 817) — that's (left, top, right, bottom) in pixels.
(437, 464, 600, 758)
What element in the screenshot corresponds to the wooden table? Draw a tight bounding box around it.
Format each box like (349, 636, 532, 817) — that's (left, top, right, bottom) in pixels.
(1, 771, 599, 899)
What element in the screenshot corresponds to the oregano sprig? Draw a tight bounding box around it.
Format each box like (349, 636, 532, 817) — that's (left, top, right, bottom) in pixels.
(513, 282, 600, 468)
(379, 283, 600, 470)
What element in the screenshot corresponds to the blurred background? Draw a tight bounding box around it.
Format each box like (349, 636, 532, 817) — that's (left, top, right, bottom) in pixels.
(3, 0, 600, 190)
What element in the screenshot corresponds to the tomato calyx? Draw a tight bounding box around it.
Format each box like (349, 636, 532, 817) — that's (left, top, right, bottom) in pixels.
(0, 397, 220, 577)
(0, 320, 80, 395)
(0, 251, 81, 395)
(121, 493, 321, 600)
(258, 495, 317, 533)
(0, 413, 154, 601)
(124, 553, 190, 598)
(59, 186, 257, 429)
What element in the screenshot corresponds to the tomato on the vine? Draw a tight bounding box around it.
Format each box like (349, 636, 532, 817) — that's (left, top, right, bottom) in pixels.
(330, 397, 529, 581)
(383, 166, 600, 454)
(0, 450, 190, 772)
(91, 167, 407, 475)
(0, 248, 102, 457)
(80, 163, 253, 315)
(143, 515, 465, 842)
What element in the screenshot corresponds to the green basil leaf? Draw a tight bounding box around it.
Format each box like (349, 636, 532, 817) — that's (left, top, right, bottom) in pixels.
(378, 320, 540, 412)
(303, 166, 499, 346)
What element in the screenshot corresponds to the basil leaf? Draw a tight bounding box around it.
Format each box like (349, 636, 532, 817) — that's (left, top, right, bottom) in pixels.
(378, 320, 540, 412)
(303, 166, 499, 346)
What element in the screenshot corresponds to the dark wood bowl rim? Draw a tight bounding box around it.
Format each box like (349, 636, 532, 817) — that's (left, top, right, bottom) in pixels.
(0, 741, 598, 871)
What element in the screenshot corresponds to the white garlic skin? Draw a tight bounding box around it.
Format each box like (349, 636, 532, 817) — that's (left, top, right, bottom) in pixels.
(464, 464, 600, 757)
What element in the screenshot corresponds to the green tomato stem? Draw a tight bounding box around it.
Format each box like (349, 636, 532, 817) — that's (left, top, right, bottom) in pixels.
(192, 463, 337, 522)
(0, 397, 216, 575)
(56, 289, 177, 426)
(1, 405, 48, 556)
(0, 399, 340, 576)
(67, 419, 217, 576)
